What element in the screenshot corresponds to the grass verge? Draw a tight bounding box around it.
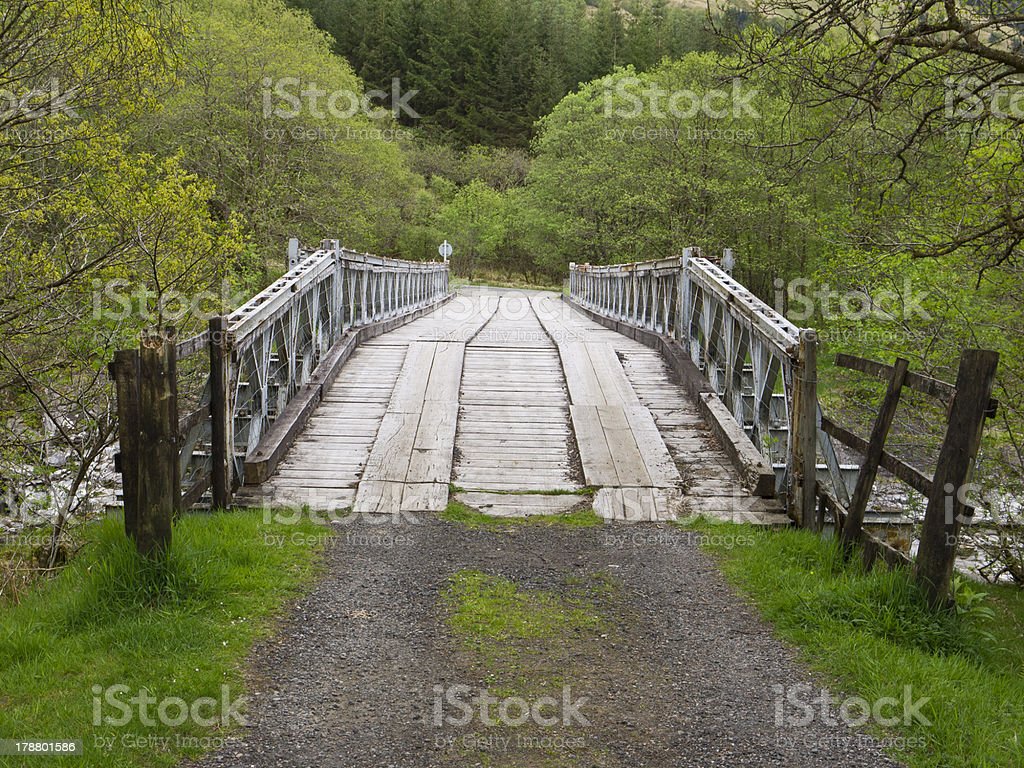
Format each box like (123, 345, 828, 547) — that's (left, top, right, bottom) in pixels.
(0, 510, 326, 767)
(680, 517, 1024, 768)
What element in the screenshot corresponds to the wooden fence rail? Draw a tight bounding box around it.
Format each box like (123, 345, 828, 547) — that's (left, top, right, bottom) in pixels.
(110, 239, 450, 555)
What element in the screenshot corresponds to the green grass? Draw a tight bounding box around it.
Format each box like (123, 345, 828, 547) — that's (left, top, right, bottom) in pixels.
(444, 570, 603, 647)
(441, 500, 603, 529)
(439, 570, 612, 765)
(0, 510, 327, 767)
(680, 517, 1024, 768)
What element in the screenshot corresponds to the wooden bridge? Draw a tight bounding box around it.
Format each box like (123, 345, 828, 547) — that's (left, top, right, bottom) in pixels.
(110, 240, 999, 605)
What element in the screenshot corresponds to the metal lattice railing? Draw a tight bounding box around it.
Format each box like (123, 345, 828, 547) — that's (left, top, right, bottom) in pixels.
(568, 248, 820, 522)
(221, 242, 449, 484)
(114, 239, 450, 530)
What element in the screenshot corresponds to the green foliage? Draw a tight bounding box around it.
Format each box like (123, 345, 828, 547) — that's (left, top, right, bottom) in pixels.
(149, 0, 424, 270)
(525, 54, 812, 278)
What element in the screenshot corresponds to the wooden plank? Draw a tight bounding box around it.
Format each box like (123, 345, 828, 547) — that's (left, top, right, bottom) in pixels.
(401, 482, 449, 512)
(593, 488, 624, 520)
(408, 404, 458, 484)
(820, 415, 933, 497)
(181, 475, 212, 512)
(361, 412, 418, 482)
(586, 343, 640, 406)
(840, 358, 908, 553)
(137, 330, 178, 556)
(388, 342, 436, 412)
(175, 331, 209, 360)
(790, 330, 818, 530)
(110, 349, 141, 541)
(570, 405, 618, 485)
(597, 405, 651, 486)
(621, 404, 680, 487)
(352, 480, 405, 515)
(559, 342, 607, 405)
(208, 316, 233, 509)
(425, 343, 464, 401)
(916, 349, 999, 608)
(835, 353, 955, 401)
(456, 493, 588, 515)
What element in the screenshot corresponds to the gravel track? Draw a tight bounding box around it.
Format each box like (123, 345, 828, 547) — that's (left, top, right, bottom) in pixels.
(193, 518, 903, 768)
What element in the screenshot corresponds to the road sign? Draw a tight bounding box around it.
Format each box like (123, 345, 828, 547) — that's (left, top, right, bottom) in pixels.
(438, 240, 453, 260)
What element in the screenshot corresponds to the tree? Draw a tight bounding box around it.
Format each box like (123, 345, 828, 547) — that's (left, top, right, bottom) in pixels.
(732, 1, 1024, 270)
(434, 180, 506, 277)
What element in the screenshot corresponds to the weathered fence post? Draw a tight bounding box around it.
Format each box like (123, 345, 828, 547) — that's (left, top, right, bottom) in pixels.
(915, 349, 999, 608)
(110, 350, 141, 541)
(209, 316, 234, 510)
(839, 357, 909, 554)
(790, 330, 819, 529)
(135, 328, 179, 556)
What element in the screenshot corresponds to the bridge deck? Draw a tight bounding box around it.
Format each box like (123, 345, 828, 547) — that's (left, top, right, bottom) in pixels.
(238, 288, 783, 523)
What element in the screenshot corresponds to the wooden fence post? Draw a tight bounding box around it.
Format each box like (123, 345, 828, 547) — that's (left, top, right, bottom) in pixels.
(209, 316, 234, 510)
(790, 330, 819, 529)
(110, 350, 141, 541)
(915, 349, 999, 608)
(839, 357, 909, 554)
(136, 328, 179, 557)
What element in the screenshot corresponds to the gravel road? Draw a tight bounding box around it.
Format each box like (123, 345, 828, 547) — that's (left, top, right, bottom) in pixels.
(192, 517, 904, 768)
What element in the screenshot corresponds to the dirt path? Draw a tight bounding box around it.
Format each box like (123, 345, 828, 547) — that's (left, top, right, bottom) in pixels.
(194, 518, 902, 768)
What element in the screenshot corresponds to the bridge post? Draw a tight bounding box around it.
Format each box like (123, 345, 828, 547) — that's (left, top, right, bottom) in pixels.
(789, 329, 819, 530)
(135, 328, 179, 556)
(288, 237, 300, 269)
(915, 349, 999, 608)
(680, 248, 696, 346)
(209, 316, 234, 510)
(110, 349, 141, 542)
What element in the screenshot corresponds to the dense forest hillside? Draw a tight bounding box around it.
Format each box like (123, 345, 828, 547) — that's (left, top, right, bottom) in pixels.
(287, 0, 736, 146)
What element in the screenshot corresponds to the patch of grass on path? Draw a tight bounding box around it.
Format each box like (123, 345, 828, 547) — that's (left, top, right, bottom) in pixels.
(440, 570, 612, 765)
(444, 570, 603, 650)
(679, 517, 1024, 768)
(441, 500, 602, 529)
(0, 510, 326, 767)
